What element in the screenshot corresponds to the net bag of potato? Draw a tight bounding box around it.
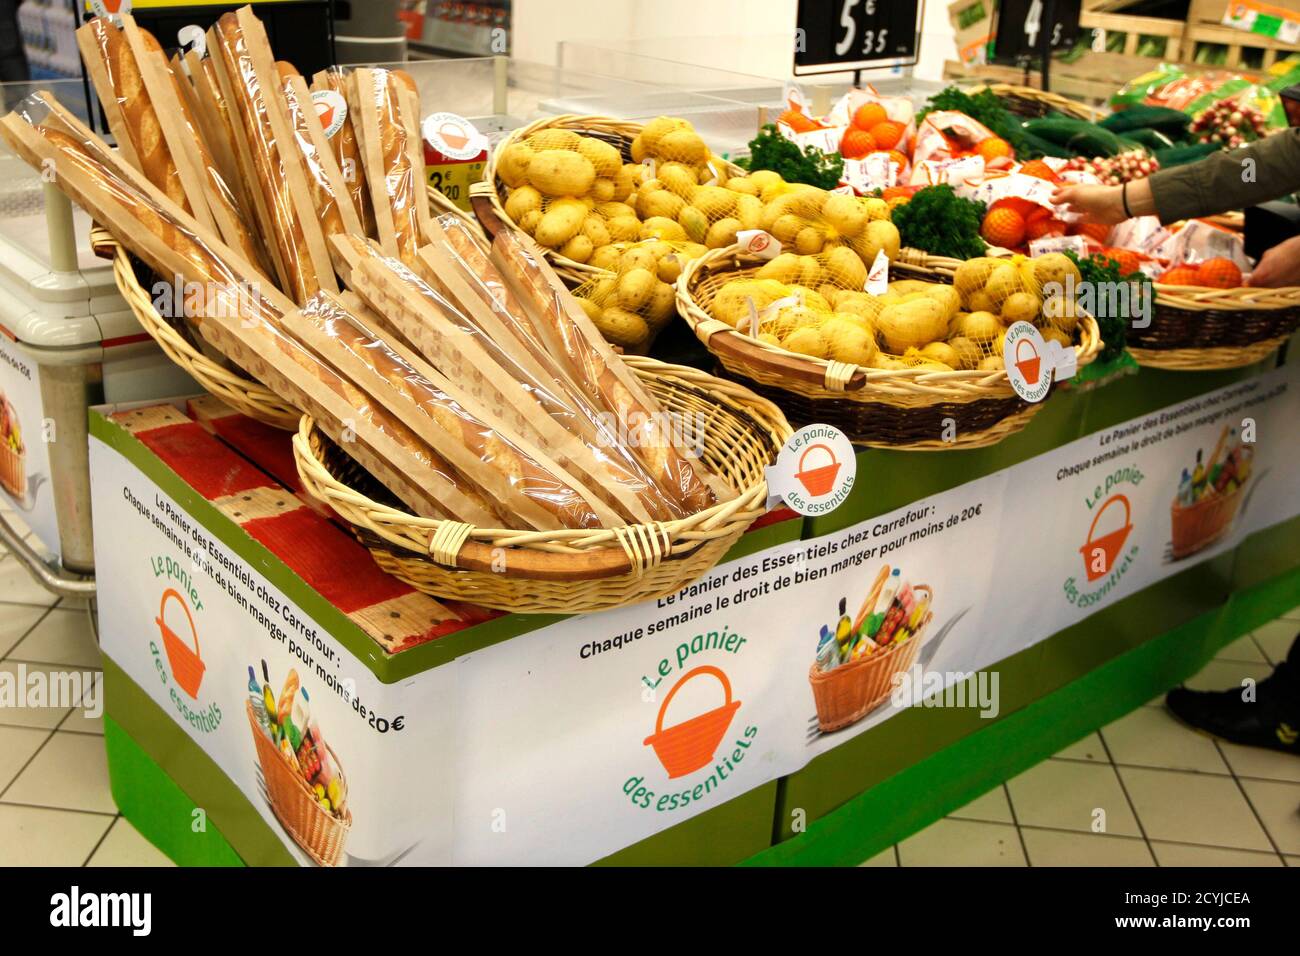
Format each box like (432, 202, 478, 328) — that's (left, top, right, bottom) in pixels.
(573, 240, 687, 353)
(677, 245, 1101, 450)
(484, 114, 745, 283)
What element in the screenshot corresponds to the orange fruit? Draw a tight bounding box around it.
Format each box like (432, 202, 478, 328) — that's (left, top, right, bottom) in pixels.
(992, 197, 1035, 219)
(1027, 217, 1065, 241)
(779, 109, 817, 133)
(840, 127, 878, 159)
(1018, 159, 1059, 183)
(977, 136, 1013, 162)
(982, 207, 1027, 249)
(1071, 222, 1112, 243)
(1160, 266, 1202, 286)
(870, 120, 906, 150)
(853, 102, 888, 131)
(1102, 247, 1140, 275)
(1026, 205, 1052, 224)
(1196, 257, 1243, 288)
(881, 185, 914, 202)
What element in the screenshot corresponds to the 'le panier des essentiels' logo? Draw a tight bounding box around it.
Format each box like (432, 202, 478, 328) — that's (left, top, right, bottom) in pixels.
(150, 553, 222, 734)
(624, 626, 757, 814)
(1064, 464, 1143, 608)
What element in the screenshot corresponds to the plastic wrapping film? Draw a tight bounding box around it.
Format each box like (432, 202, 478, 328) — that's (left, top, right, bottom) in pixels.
(417, 217, 690, 521)
(489, 226, 722, 515)
(276, 61, 361, 239)
(310, 66, 376, 239)
(0, 95, 493, 525)
(348, 67, 429, 263)
(289, 294, 608, 531)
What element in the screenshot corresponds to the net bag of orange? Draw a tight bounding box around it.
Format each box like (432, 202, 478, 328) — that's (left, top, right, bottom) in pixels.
(911, 111, 1015, 181)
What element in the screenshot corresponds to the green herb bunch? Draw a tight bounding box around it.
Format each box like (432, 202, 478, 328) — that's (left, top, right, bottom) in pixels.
(738, 123, 844, 190)
(890, 185, 986, 260)
(918, 86, 1035, 158)
(1064, 251, 1149, 362)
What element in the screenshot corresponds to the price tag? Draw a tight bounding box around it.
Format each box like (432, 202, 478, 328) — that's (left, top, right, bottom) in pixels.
(422, 112, 488, 212)
(793, 0, 922, 75)
(866, 250, 890, 294)
(993, 0, 1082, 63)
(737, 230, 781, 259)
(842, 154, 897, 193)
(1029, 235, 1088, 257)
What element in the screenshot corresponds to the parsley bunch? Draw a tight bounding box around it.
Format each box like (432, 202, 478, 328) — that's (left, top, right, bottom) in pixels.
(1064, 251, 1148, 363)
(890, 186, 986, 260)
(738, 124, 844, 190)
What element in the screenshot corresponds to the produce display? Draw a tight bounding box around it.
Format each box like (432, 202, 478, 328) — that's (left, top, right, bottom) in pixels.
(250, 663, 346, 818)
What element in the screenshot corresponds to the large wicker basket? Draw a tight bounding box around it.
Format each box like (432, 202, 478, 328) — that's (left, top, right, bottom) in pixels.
(0, 439, 24, 500)
(964, 82, 1104, 122)
(1129, 283, 1300, 370)
(246, 701, 351, 867)
(293, 356, 792, 613)
(677, 245, 1102, 450)
(478, 114, 745, 286)
(809, 586, 932, 733)
(93, 227, 300, 430)
(1170, 449, 1253, 559)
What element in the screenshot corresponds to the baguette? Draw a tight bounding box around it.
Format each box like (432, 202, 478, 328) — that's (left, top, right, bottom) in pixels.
(490, 227, 722, 514)
(310, 67, 376, 239)
(276, 62, 363, 239)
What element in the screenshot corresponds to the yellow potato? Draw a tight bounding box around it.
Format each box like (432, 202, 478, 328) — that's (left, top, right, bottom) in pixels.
(979, 354, 1005, 371)
(692, 185, 736, 219)
(755, 253, 800, 284)
(863, 197, 890, 222)
(640, 116, 691, 152)
(606, 217, 641, 242)
(658, 162, 699, 199)
(577, 136, 622, 178)
(782, 326, 829, 359)
(1032, 252, 1082, 292)
(795, 227, 825, 255)
(528, 151, 597, 197)
(517, 209, 543, 236)
(596, 306, 650, 350)
(861, 220, 901, 261)
(735, 193, 763, 231)
(678, 206, 710, 244)
(617, 267, 657, 310)
(756, 332, 781, 346)
(581, 216, 611, 249)
(620, 247, 659, 273)
(770, 214, 804, 245)
(589, 244, 622, 272)
(657, 254, 684, 283)
(534, 202, 586, 247)
(876, 298, 949, 353)
(824, 245, 868, 290)
(639, 189, 685, 221)
(612, 164, 639, 202)
(589, 178, 615, 202)
(954, 257, 999, 296)
(560, 234, 594, 263)
(527, 129, 581, 151)
(822, 193, 867, 237)
(836, 291, 885, 323)
(705, 217, 742, 249)
(496, 142, 534, 188)
(645, 281, 677, 326)
(920, 342, 961, 368)
(955, 310, 1003, 344)
(983, 263, 1024, 309)
(726, 176, 759, 195)
(629, 133, 647, 163)
(947, 336, 982, 370)
(596, 201, 636, 220)
(640, 217, 688, 241)
(1001, 291, 1041, 325)
(657, 128, 709, 166)
(796, 256, 824, 287)
(966, 289, 997, 313)
(748, 169, 783, 193)
(504, 185, 542, 221)
(821, 317, 878, 366)
(577, 297, 603, 321)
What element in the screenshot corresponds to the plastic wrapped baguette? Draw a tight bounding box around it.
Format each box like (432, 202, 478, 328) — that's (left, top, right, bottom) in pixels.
(276, 61, 363, 239)
(310, 66, 376, 239)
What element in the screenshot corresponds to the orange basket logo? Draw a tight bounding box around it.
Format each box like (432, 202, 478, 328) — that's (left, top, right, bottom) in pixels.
(644, 666, 741, 779)
(795, 444, 841, 497)
(1014, 338, 1041, 386)
(156, 588, 205, 699)
(1079, 494, 1134, 582)
(438, 121, 469, 150)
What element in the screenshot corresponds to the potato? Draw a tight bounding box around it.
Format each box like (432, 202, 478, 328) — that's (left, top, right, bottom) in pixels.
(577, 297, 604, 322)
(577, 137, 622, 178)
(923, 284, 962, 321)
(770, 214, 804, 245)
(640, 189, 685, 221)
(657, 253, 684, 283)
(496, 142, 534, 188)
(947, 336, 982, 370)
(863, 197, 890, 222)
(528, 151, 597, 197)
(755, 253, 800, 283)
(657, 128, 709, 165)
(596, 306, 650, 349)
(782, 326, 829, 359)
(527, 129, 581, 151)
(517, 209, 543, 236)
(617, 267, 656, 310)
(610, 165, 639, 202)
(581, 216, 611, 249)
(748, 169, 783, 193)
(645, 281, 677, 326)
(756, 332, 782, 347)
(692, 185, 736, 219)
(979, 354, 1005, 371)
(861, 220, 901, 261)
(726, 176, 759, 195)
(596, 201, 636, 220)
(534, 201, 586, 247)
(836, 291, 885, 323)
(659, 162, 699, 199)
(641, 217, 688, 241)
(629, 133, 647, 163)
(1041, 290, 1082, 334)
(796, 256, 824, 287)
(641, 116, 690, 152)
(795, 227, 825, 255)
(682, 242, 708, 259)
(954, 257, 999, 296)
(560, 234, 594, 263)
(705, 217, 741, 249)
(678, 205, 709, 244)
(606, 217, 641, 242)
(983, 263, 1024, 309)
(873, 355, 908, 370)
(711, 279, 787, 327)
(920, 342, 961, 369)
(760, 180, 788, 203)
(824, 245, 868, 290)
(735, 193, 763, 231)
(589, 244, 621, 272)
(876, 298, 949, 353)
(759, 192, 800, 230)
(1001, 291, 1041, 325)
(822, 193, 867, 238)
(956, 310, 1003, 344)
(966, 290, 997, 313)
(796, 287, 832, 313)
(821, 317, 878, 366)
(589, 178, 616, 202)
(620, 247, 658, 273)
(504, 185, 542, 221)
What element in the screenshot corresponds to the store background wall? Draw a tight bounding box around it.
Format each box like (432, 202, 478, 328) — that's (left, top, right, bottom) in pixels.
(512, 0, 957, 84)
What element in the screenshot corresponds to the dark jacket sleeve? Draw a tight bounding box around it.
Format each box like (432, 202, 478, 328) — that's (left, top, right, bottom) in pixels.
(1148, 127, 1300, 223)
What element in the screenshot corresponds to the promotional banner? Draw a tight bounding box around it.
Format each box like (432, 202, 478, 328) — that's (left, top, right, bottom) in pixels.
(95, 362, 1300, 865)
(0, 335, 58, 556)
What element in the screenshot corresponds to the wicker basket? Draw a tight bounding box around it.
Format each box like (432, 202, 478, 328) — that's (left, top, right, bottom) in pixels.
(0, 440, 24, 500)
(1129, 284, 1300, 370)
(427, 183, 487, 241)
(293, 356, 792, 613)
(478, 114, 745, 286)
(964, 82, 1104, 122)
(809, 586, 932, 733)
(246, 701, 351, 867)
(1170, 448, 1253, 559)
(93, 228, 301, 430)
(676, 245, 1102, 450)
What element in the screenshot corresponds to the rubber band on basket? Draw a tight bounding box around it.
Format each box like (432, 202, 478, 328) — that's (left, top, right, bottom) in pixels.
(614, 522, 672, 577)
(427, 520, 474, 567)
(822, 360, 856, 392)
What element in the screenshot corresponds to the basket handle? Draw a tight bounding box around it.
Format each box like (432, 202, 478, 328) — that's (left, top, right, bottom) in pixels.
(156, 588, 199, 656)
(797, 443, 836, 474)
(655, 665, 732, 735)
(470, 184, 506, 242)
(852, 564, 892, 633)
(1015, 338, 1038, 362)
(1085, 494, 1130, 545)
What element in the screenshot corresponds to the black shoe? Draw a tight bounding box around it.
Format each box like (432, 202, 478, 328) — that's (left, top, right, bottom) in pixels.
(1165, 663, 1300, 754)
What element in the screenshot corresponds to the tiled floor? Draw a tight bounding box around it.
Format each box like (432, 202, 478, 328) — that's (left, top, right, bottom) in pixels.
(1, 502, 1296, 867)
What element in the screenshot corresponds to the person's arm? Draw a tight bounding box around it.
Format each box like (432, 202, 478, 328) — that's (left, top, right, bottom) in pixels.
(1053, 128, 1300, 225)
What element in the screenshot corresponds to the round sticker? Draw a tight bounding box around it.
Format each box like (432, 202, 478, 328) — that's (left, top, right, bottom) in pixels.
(422, 111, 486, 161)
(1003, 321, 1052, 403)
(311, 90, 347, 139)
(88, 0, 131, 17)
(764, 424, 856, 516)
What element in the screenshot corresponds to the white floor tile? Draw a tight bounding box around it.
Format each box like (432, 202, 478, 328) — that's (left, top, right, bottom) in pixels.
(1150, 841, 1283, 867)
(1251, 620, 1296, 665)
(857, 846, 896, 867)
(86, 817, 175, 867)
(1238, 779, 1300, 855)
(1102, 706, 1230, 774)
(1008, 760, 1141, 836)
(1119, 767, 1272, 851)
(0, 556, 60, 608)
(0, 725, 49, 790)
(0, 804, 113, 866)
(898, 818, 1026, 866)
(948, 785, 1014, 824)
(1054, 732, 1108, 763)
(1214, 634, 1268, 664)
(1020, 827, 1154, 866)
(0, 602, 44, 659)
(7, 607, 100, 668)
(2, 731, 115, 814)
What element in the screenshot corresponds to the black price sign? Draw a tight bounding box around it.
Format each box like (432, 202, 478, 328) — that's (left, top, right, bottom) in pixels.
(794, 0, 923, 76)
(993, 0, 1082, 63)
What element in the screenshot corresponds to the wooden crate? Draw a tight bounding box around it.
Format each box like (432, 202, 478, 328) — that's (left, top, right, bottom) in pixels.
(1079, 8, 1185, 61)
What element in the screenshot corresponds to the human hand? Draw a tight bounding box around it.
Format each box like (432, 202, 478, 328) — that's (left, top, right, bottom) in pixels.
(1050, 184, 1127, 225)
(1248, 235, 1300, 288)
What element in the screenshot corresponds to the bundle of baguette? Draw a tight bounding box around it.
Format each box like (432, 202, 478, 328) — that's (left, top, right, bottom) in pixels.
(14, 5, 733, 537)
